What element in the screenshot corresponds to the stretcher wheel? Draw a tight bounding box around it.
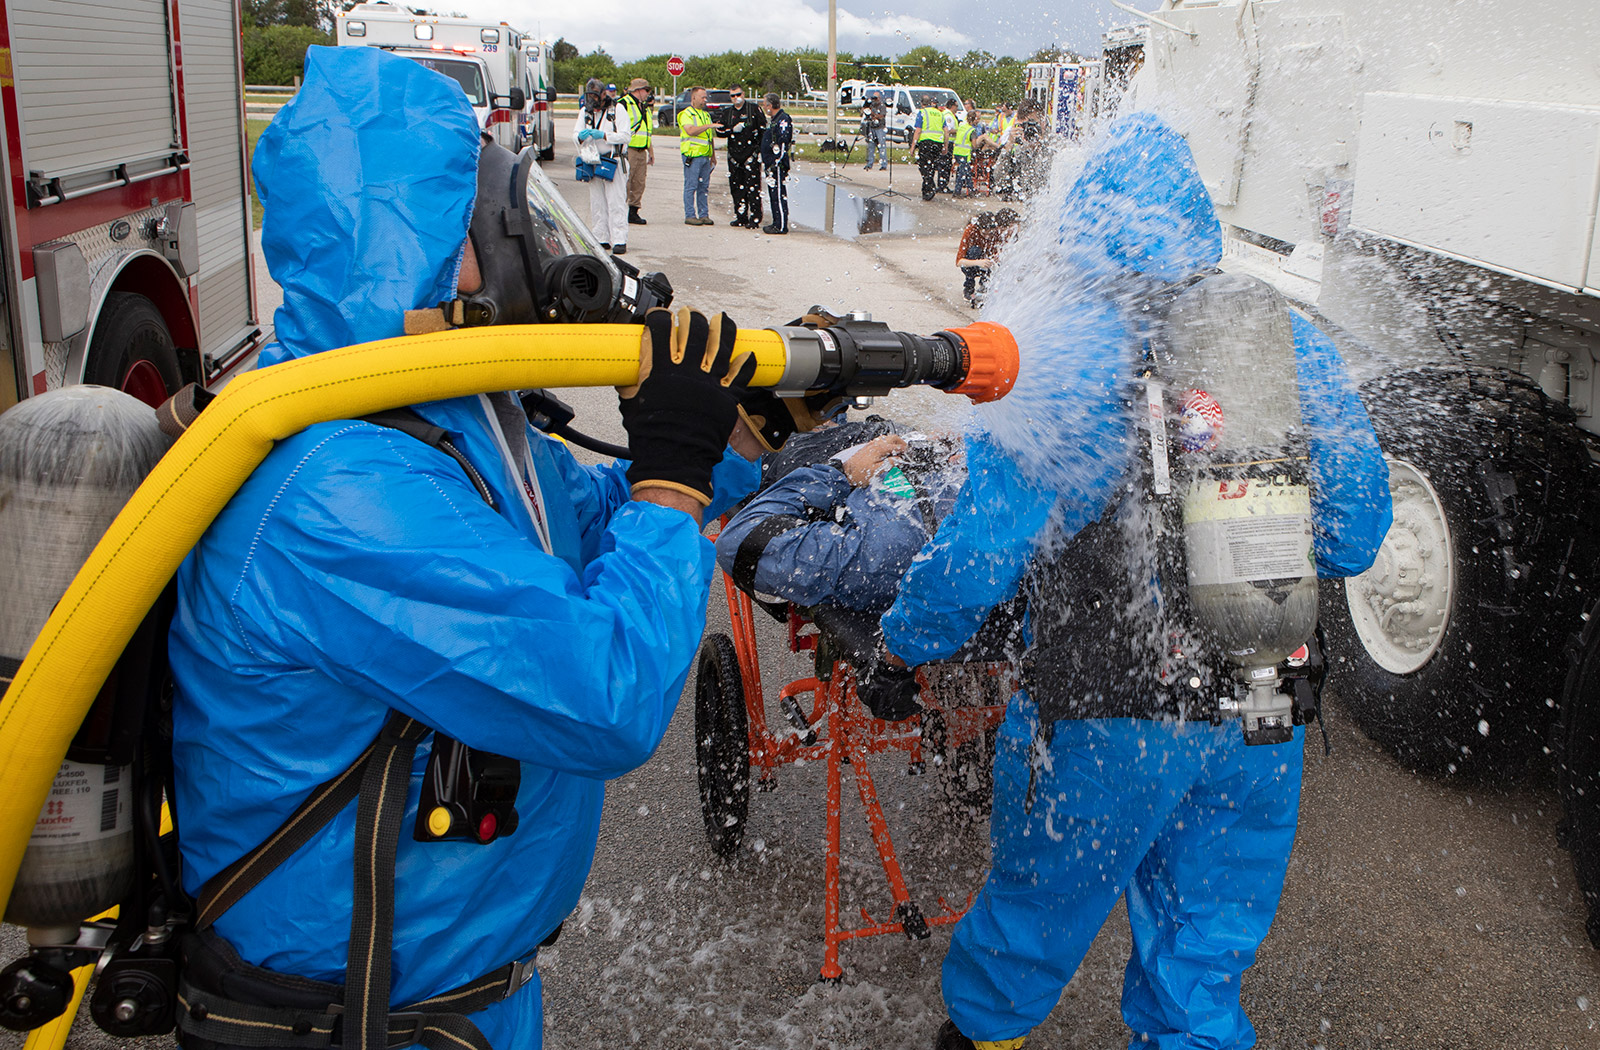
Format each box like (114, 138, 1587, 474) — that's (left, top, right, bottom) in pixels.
(695, 633, 751, 858)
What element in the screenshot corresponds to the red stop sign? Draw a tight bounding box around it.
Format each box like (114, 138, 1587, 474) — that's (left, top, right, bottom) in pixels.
(666, 56, 685, 77)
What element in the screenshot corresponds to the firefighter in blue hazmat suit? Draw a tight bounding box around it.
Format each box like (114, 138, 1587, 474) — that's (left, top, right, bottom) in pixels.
(166, 47, 761, 1050)
(882, 114, 1394, 1050)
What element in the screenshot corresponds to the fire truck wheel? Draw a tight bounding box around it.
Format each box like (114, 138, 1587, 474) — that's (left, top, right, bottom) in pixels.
(1558, 599, 1600, 947)
(694, 632, 751, 859)
(83, 292, 182, 409)
(1319, 366, 1595, 776)
(538, 143, 554, 162)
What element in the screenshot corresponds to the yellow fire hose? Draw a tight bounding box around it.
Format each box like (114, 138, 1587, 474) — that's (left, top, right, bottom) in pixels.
(0, 322, 789, 917)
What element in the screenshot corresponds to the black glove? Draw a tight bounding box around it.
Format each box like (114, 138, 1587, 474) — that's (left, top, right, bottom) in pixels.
(735, 388, 810, 453)
(618, 307, 756, 506)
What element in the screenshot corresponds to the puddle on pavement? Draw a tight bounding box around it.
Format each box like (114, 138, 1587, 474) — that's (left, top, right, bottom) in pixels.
(785, 177, 922, 239)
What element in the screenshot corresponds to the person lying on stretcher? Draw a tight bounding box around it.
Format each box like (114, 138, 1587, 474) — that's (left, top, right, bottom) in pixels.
(715, 418, 963, 614)
(715, 417, 978, 721)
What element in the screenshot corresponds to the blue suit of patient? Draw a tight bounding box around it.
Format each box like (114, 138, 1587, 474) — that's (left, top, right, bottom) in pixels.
(167, 48, 756, 1050)
(882, 114, 1394, 1048)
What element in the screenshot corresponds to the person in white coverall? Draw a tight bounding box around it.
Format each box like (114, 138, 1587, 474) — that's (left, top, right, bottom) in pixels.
(576, 76, 631, 255)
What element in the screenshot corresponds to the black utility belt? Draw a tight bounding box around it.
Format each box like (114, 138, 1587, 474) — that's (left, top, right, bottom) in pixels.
(1020, 644, 1222, 725)
(175, 929, 539, 1050)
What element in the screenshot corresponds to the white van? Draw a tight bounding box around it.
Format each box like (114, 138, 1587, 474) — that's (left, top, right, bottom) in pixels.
(520, 41, 557, 160)
(862, 85, 961, 143)
(336, 2, 527, 150)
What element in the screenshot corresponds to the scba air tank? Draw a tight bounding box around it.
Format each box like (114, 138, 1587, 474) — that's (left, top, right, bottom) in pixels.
(1158, 273, 1318, 744)
(0, 387, 170, 928)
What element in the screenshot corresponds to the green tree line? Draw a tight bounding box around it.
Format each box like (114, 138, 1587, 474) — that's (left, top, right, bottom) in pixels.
(242, 0, 333, 85)
(552, 42, 1083, 106)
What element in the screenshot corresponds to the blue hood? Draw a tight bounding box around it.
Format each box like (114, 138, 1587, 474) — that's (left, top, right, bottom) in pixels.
(253, 46, 480, 365)
(1057, 110, 1222, 280)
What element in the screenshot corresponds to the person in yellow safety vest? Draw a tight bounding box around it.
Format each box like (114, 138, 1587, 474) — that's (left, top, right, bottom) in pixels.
(622, 78, 655, 225)
(951, 118, 976, 198)
(994, 103, 1017, 149)
(678, 86, 717, 224)
(913, 101, 948, 200)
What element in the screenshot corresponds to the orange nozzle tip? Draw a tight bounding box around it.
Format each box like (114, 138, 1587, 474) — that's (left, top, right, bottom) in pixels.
(946, 320, 1019, 404)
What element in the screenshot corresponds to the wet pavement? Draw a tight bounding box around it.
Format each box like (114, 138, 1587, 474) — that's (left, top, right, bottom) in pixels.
(4, 122, 1599, 1050)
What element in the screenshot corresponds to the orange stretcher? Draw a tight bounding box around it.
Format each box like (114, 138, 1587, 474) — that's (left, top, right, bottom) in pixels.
(695, 519, 1011, 981)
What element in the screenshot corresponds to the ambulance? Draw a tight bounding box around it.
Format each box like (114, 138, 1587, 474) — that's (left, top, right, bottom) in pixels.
(336, 1, 529, 151)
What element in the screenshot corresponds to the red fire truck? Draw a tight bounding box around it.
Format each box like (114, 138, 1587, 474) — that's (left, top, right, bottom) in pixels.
(0, 0, 264, 415)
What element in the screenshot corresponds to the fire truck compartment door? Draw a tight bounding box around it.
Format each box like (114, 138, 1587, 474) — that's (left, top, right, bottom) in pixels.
(183, 0, 257, 362)
(9, 0, 179, 181)
(1352, 92, 1600, 292)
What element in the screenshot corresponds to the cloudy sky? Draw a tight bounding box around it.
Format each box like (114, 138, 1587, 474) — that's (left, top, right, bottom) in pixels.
(450, 0, 1162, 62)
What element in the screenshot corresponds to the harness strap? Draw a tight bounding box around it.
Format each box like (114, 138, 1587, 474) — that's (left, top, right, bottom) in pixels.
(730, 513, 805, 597)
(362, 410, 498, 511)
(346, 715, 429, 1050)
(194, 715, 408, 931)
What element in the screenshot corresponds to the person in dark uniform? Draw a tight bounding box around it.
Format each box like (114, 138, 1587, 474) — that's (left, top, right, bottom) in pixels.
(760, 93, 793, 235)
(715, 86, 767, 228)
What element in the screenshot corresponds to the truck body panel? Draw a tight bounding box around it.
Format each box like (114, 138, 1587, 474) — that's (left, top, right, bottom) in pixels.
(336, 1, 526, 151)
(0, 0, 262, 412)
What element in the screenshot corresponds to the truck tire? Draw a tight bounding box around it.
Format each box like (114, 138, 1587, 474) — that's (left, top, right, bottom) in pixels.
(694, 633, 751, 858)
(539, 142, 555, 162)
(82, 292, 182, 408)
(1319, 367, 1593, 775)
(1558, 600, 1600, 947)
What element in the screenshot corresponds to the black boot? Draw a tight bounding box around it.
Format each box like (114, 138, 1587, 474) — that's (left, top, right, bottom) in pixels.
(628, 206, 647, 225)
(933, 1020, 977, 1050)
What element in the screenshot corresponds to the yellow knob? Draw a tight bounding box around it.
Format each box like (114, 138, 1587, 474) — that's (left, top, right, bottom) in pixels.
(427, 806, 452, 837)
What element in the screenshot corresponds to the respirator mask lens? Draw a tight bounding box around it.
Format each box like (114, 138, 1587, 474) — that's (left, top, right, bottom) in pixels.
(459, 144, 620, 326)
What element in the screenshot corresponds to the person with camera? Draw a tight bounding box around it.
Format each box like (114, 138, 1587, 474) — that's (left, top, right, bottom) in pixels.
(167, 47, 769, 1050)
(714, 86, 767, 229)
(576, 76, 630, 253)
(621, 78, 655, 226)
(880, 113, 1391, 1050)
(861, 92, 889, 170)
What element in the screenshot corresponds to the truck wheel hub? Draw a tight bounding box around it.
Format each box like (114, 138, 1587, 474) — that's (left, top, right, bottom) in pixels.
(1343, 459, 1454, 675)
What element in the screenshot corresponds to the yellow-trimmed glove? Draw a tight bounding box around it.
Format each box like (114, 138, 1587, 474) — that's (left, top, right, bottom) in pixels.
(618, 307, 756, 505)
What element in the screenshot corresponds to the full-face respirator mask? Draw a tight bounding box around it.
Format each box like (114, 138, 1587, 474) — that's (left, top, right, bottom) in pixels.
(450, 142, 672, 329)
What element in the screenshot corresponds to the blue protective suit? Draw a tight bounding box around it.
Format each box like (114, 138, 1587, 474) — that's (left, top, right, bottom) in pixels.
(714, 455, 961, 613)
(169, 47, 756, 1050)
(880, 113, 1392, 1047)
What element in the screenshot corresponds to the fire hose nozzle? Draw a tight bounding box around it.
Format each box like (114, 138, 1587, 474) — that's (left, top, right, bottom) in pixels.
(762, 319, 1020, 403)
(943, 320, 1020, 404)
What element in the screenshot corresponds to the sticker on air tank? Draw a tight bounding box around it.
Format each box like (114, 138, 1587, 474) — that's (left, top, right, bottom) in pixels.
(29, 760, 131, 845)
(1181, 478, 1314, 586)
(1177, 389, 1224, 453)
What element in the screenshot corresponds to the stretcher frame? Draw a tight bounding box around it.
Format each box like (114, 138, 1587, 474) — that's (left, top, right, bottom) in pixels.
(697, 521, 1010, 981)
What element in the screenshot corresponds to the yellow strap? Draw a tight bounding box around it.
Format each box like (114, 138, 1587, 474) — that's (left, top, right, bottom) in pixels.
(973, 1039, 1026, 1050)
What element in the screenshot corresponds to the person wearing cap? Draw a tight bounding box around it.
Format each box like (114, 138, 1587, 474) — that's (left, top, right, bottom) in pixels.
(621, 78, 655, 226)
(714, 86, 767, 228)
(576, 76, 631, 253)
(678, 85, 717, 225)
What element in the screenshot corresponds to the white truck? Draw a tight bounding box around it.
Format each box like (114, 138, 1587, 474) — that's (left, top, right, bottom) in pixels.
(335, 1, 528, 151)
(1126, 0, 1600, 942)
(861, 85, 963, 144)
(521, 40, 557, 161)
(0, 0, 264, 413)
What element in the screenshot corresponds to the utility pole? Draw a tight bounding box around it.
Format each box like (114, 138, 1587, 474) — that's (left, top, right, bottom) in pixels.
(826, 0, 837, 145)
